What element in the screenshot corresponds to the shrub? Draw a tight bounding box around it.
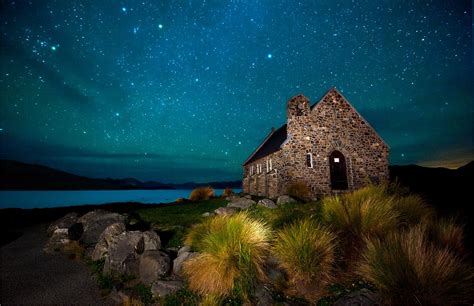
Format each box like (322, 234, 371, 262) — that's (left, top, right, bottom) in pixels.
(222, 187, 234, 197)
(189, 186, 215, 201)
(357, 224, 474, 305)
(392, 194, 434, 226)
(183, 212, 271, 299)
(286, 181, 311, 202)
(273, 219, 336, 300)
(321, 185, 399, 239)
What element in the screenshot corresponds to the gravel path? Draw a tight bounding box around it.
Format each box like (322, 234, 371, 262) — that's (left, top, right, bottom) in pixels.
(1, 224, 109, 305)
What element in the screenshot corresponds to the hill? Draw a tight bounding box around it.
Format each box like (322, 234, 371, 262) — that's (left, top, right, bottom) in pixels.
(0, 160, 242, 190)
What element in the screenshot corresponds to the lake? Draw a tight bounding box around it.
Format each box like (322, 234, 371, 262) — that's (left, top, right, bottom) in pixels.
(0, 189, 241, 209)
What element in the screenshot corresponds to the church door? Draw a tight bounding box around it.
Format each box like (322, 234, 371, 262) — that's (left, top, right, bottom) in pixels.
(329, 151, 348, 190)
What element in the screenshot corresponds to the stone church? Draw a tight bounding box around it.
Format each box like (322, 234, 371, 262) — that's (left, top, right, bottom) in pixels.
(242, 88, 389, 199)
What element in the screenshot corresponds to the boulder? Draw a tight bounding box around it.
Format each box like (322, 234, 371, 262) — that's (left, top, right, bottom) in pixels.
(91, 222, 126, 261)
(47, 212, 78, 236)
(68, 222, 84, 241)
(243, 195, 252, 199)
(103, 230, 160, 276)
(172, 250, 198, 276)
(333, 289, 380, 306)
(201, 212, 214, 217)
(276, 195, 297, 205)
(227, 198, 256, 210)
(151, 280, 184, 298)
(214, 207, 238, 216)
(79, 210, 126, 246)
(177, 246, 191, 256)
(139, 250, 171, 285)
(44, 228, 71, 253)
(258, 199, 277, 209)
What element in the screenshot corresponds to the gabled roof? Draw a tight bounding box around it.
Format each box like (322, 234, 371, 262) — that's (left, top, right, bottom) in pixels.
(243, 124, 287, 166)
(242, 88, 389, 166)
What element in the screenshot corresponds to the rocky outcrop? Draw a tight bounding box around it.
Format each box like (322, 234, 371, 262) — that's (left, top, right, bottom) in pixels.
(214, 207, 238, 216)
(258, 198, 277, 209)
(79, 210, 126, 246)
(91, 222, 126, 261)
(151, 280, 184, 298)
(276, 195, 297, 205)
(103, 230, 160, 276)
(139, 250, 171, 285)
(44, 213, 83, 252)
(227, 198, 256, 210)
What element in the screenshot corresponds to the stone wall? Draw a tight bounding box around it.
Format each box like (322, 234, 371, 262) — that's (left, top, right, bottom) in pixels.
(242, 88, 389, 199)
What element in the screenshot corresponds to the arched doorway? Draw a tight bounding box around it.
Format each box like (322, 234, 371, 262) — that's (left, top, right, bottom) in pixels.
(329, 151, 348, 190)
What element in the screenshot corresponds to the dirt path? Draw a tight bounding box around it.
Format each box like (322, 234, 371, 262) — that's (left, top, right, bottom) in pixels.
(0, 224, 110, 305)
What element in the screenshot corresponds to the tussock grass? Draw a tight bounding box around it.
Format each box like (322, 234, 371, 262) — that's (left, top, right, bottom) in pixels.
(222, 187, 234, 198)
(357, 224, 474, 305)
(189, 186, 215, 201)
(273, 219, 336, 300)
(392, 194, 434, 226)
(286, 181, 311, 202)
(321, 185, 399, 238)
(183, 212, 271, 298)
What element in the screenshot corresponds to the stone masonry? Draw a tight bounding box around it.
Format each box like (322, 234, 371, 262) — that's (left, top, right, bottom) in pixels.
(242, 88, 389, 199)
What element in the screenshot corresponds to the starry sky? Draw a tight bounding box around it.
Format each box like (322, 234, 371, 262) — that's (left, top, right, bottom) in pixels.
(0, 1, 472, 183)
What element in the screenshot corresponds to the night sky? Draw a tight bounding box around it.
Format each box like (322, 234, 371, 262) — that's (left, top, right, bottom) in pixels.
(0, 1, 472, 183)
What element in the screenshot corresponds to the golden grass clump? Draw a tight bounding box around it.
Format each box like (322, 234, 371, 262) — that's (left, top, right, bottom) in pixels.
(272, 219, 336, 300)
(221, 187, 234, 197)
(189, 186, 215, 201)
(286, 181, 311, 202)
(321, 185, 399, 238)
(183, 212, 271, 298)
(357, 223, 474, 305)
(392, 194, 434, 226)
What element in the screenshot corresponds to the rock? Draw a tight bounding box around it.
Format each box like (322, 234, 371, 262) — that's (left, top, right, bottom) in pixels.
(253, 285, 274, 306)
(151, 280, 184, 298)
(276, 195, 297, 205)
(227, 198, 256, 210)
(139, 250, 171, 285)
(244, 195, 252, 199)
(177, 246, 191, 256)
(68, 222, 84, 241)
(44, 228, 71, 253)
(201, 212, 214, 217)
(103, 230, 160, 276)
(258, 198, 277, 209)
(91, 222, 126, 261)
(172, 250, 198, 276)
(47, 212, 78, 236)
(333, 289, 380, 306)
(214, 207, 238, 216)
(79, 210, 126, 246)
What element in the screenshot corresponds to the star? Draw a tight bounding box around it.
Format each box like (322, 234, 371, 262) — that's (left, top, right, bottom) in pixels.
(51, 46, 57, 51)
(267, 53, 272, 59)
(121, 7, 127, 12)
(158, 24, 163, 29)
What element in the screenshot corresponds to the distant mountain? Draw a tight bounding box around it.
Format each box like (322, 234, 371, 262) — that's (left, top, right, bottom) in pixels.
(0, 160, 242, 190)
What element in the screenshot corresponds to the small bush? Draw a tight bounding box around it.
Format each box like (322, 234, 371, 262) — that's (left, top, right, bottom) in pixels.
(286, 181, 311, 202)
(421, 217, 465, 254)
(357, 224, 474, 305)
(273, 219, 336, 300)
(222, 187, 234, 197)
(162, 287, 199, 306)
(189, 186, 215, 201)
(321, 185, 399, 239)
(183, 212, 271, 299)
(131, 284, 153, 305)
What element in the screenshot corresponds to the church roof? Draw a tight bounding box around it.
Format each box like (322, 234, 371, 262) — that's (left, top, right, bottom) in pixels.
(243, 124, 287, 165)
